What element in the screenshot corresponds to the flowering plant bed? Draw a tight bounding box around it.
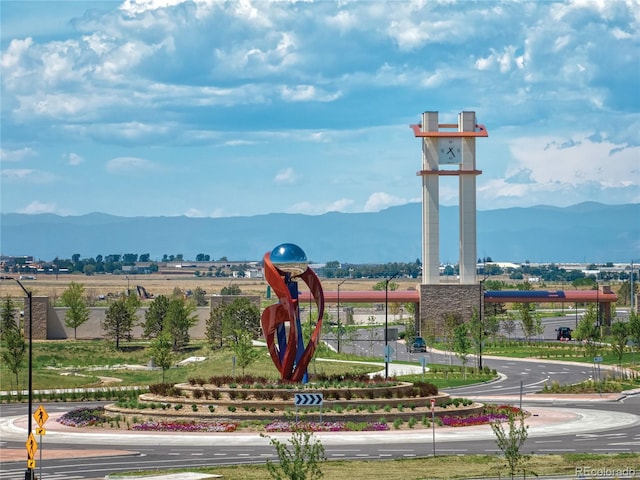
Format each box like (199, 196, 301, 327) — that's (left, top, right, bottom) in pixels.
(57, 404, 527, 432)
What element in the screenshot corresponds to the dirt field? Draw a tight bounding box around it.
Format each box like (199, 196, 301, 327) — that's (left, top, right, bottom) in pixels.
(0, 273, 421, 301)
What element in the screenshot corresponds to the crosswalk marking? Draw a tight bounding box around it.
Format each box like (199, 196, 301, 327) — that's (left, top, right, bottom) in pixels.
(0, 470, 84, 480)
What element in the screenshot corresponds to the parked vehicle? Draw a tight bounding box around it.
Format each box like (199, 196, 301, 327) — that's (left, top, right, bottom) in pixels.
(556, 327, 572, 341)
(409, 336, 427, 353)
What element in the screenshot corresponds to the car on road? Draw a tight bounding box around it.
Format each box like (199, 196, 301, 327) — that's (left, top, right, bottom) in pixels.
(556, 327, 572, 341)
(409, 336, 427, 353)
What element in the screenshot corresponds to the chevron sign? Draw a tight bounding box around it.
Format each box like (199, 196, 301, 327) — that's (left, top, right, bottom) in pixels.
(294, 393, 323, 406)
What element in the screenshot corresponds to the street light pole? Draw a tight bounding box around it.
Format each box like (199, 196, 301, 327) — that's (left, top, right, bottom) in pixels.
(385, 272, 400, 380)
(337, 280, 346, 354)
(478, 279, 484, 371)
(1, 276, 34, 480)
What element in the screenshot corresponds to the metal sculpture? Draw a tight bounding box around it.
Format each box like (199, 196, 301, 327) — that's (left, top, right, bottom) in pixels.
(261, 243, 324, 383)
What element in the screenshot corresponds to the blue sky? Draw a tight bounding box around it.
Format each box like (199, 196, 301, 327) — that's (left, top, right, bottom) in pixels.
(1, 0, 639, 218)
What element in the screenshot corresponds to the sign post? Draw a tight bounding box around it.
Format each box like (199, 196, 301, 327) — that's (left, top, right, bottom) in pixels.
(34, 405, 48, 480)
(420, 356, 430, 381)
(430, 398, 436, 457)
(294, 393, 324, 422)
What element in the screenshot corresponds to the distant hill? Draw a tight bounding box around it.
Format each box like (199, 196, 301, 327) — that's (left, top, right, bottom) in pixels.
(1, 202, 638, 263)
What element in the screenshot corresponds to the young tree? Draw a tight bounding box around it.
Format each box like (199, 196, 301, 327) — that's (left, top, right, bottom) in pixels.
(491, 412, 529, 479)
(453, 322, 471, 379)
(628, 311, 640, 359)
(1, 296, 19, 336)
(221, 297, 261, 344)
(206, 303, 226, 349)
(1, 325, 26, 389)
(150, 331, 173, 383)
(142, 295, 170, 339)
(574, 304, 601, 358)
(403, 318, 417, 352)
(221, 284, 242, 295)
(367, 316, 381, 355)
(343, 325, 359, 355)
(264, 429, 325, 480)
(516, 303, 536, 343)
(609, 321, 629, 376)
(165, 298, 198, 350)
(60, 281, 90, 339)
(485, 315, 501, 345)
(231, 330, 260, 375)
(192, 286, 208, 306)
(102, 297, 136, 349)
(468, 307, 482, 371)
(442, 312, 463, 361)
(502, 316, 517, 342)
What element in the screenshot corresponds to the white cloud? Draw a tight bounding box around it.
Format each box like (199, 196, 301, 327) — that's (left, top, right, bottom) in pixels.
(184, 208, 205, 217)
(477, 133, 640, 207)
(508, 135, 639, 188)
(119, 0, 188, 16)
(325, 198, 354, 212)
(474, 46, 523, 73)
(1, 168, 57, 184)
(287, 201, 319, 215)
(0, 147, 37, 162)
(280, 85, 342, 103)
(363, 192, 408, 212)
(274, 167, 298, 185)
(67, 153, 84, 166)
(106, 156, 157, 173)
(18, 201, 57, 214)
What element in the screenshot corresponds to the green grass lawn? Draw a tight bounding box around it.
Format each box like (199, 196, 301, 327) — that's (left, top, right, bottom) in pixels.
(110, 453, 640, 480)
(1, 340, 497, 394)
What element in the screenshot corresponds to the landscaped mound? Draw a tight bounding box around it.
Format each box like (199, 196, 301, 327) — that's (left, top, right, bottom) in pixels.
(57, 404, 526, 432)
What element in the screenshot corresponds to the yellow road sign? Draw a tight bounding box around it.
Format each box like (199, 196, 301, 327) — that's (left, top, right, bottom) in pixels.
(36, 427, 46, 435)
(27, 459, 36, 469)
(26, 432, 38, 459)
(34, 405, 49, 427)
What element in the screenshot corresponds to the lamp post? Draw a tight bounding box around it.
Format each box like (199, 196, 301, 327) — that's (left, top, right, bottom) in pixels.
(337, 279, 346, 353)
(478, 279, 484, 371)
(385, 272, 400, 379)
(1, 276, 33, 480)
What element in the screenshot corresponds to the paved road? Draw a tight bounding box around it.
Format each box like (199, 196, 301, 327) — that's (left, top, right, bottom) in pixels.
(1, 336, 639, 479)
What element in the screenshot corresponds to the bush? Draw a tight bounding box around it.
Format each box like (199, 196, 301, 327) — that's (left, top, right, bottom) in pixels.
(264, 430, 325, 480)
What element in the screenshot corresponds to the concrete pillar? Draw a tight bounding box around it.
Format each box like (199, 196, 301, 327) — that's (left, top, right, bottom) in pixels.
(421, 111, 440, 285)
(458, 111, 478, 284)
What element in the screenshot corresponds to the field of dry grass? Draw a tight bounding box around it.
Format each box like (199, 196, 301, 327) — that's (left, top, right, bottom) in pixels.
(0, 273, 421, 302)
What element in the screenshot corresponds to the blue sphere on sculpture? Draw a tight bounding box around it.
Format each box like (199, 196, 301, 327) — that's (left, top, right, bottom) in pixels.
(270, 243, 309, 276)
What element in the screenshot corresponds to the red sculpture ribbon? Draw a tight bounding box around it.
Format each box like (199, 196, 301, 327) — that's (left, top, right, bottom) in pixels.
(261, 252, 324, 382)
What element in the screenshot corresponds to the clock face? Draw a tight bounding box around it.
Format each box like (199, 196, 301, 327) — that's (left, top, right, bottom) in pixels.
(438, 138, 462, 164)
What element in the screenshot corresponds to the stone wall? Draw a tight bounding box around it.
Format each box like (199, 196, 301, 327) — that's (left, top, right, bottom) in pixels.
(18, 296, 49, 340)
(19, 294, 262, 341)
(419, 284, 482, 336)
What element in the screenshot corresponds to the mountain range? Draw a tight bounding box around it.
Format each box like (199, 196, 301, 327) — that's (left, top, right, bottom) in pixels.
(1, 202, 638, 264)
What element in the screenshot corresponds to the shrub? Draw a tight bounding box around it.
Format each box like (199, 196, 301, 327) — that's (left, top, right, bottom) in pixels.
(264, 430, 325, 480)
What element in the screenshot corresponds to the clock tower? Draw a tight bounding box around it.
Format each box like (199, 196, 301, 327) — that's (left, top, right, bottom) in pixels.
(411, 111, 488, 332)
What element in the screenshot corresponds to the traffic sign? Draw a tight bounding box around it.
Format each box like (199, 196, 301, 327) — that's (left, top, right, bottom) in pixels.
(430, 398, 436, 412)
(34, 405, 49, 427)
(593, 356, 603, 363)
(36, 427, 46, 436)
(26, 432, 38, 459)
(294, 393, 323, 406)
(27, 459, 36, 469)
